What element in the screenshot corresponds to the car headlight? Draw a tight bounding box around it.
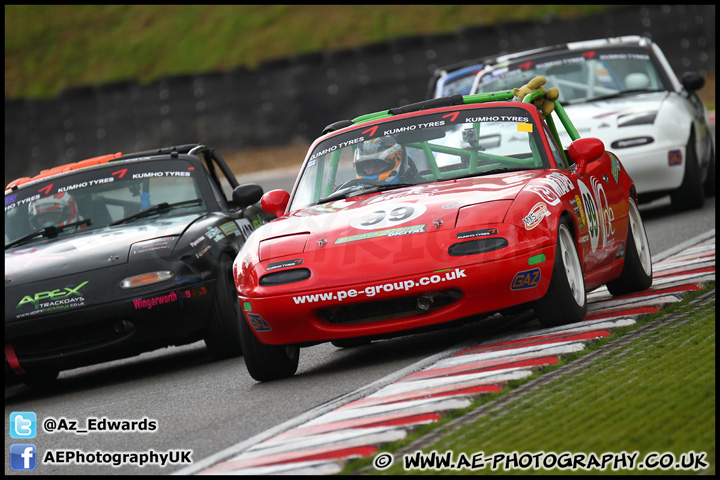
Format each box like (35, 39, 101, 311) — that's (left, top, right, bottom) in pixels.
(130, 236, 179, 258)
(259, 268, 311, 286)
(617, 111, 657, 127)
(120, 270, 174, 289)
(448, 237, 508, 256)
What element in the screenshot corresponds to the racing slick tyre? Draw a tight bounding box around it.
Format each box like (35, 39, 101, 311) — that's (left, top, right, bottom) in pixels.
(204, 255, 244, 359)
(239, 311, 299, 381)
(534, 217, 587, 328)
(702, 144, 715, 197)
(671, 131, 705, 211)
(606, 197, 653, 296)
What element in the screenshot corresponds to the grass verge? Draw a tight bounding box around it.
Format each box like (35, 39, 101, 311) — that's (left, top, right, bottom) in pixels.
(340, 282, 715, 475)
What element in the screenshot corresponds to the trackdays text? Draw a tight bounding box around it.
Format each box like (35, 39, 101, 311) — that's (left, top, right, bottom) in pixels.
(292, 268, 467, 304)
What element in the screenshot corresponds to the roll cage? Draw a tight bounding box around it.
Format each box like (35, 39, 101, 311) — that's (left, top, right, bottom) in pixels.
(313, 87, 582, 201)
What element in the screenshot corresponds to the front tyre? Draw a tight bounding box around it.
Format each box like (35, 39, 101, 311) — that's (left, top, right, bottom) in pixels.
(239, 311, 299, 381)
(204, 255, 243, 359)
(606, 197, 653, 295)
(671, 131, 705, 211)
(534, 217, 587, 327)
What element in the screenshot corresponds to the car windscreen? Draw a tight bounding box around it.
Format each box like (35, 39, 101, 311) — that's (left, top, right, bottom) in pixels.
(473, 46, 671, 104)
(436, 64, 485, 97)
(289, 105, 549, 211)
(5, 158, 208, 246)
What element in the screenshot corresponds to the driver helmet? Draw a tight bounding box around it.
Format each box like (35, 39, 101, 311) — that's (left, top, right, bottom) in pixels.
(353, 136, 408, 184)
(28, 192, 80, 230)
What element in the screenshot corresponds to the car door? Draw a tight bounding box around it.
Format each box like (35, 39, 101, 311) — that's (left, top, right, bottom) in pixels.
(571, 149, 626, 273)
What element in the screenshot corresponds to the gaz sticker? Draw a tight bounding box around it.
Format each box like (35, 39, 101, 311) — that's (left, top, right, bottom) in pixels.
(247, 313, 271, 332)
(511, 268, 541, 290)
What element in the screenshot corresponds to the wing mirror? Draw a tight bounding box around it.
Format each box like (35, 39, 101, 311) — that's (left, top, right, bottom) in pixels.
(681, 72, 705, 92)
(260, 189, 290, 218)
(232, 183, 264, 210)
(568, 137, 605, 175)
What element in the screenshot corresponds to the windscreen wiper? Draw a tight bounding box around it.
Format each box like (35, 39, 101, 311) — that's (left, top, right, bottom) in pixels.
(108, 199, 203, 226)
(317, 183, 416, 204)
(5, 218, 92, 250)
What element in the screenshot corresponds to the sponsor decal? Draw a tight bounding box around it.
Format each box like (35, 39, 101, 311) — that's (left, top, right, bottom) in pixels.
(220, 221, 240, 236)
(247, 313, 271, 332)
(233, 219, 255, 241)
(577, 178, 615, 252)
(131, 171, 191, 179)
(57, 176, 116, 193)
(195, 245, 211, 259)
(611, 155, 621, 183)
(190, 236, 205, 248)
(292, 268, 467, 304)
(17, 281, 89, 310)
(267, 258, 304, 271)
(610, 137, 654, 149)
(573, 195, 586, 227)
(668, 149, 682, 166)
(205, 226, 224, 242)
(5, 193, 40, 211)
(132, 291, 178, 310)
(349, 203, 426, 230)
(511, 268, 541, 290)
(527, 172, 575, 206)
(457, 227, 498, 239)
(180, 285, 207, 299)
(335, 224, 426, 244)
(522, 202, 551, 230)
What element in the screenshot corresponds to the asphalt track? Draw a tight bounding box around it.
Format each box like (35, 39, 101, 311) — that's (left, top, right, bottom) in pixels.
(178, 229, 715, 475)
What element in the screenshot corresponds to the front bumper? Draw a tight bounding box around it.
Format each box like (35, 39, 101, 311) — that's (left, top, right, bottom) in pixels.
(239, 244, 556, 345)
(5, 280, 216, 376)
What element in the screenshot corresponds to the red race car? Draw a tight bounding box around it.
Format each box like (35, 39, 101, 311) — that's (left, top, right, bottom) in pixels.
(234, 77, 653, 381)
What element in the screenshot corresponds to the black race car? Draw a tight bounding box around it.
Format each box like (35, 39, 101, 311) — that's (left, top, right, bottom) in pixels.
(5, 144, 268, 385)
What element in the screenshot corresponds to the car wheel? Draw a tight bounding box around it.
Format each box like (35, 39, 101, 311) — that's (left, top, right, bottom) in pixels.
(702, 143, 715, 197)
(606, 197, 653, 296)
(534, 217, 587, 328)
(204, 255, 244, 359)
(239, 310, 299, 381)
(670, 131, 705, 211)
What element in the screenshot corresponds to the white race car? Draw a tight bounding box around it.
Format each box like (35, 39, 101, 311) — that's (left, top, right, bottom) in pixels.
(465, 35, 715, 211)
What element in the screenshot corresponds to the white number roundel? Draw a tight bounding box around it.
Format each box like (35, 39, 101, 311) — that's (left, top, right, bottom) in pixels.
(350, 202, 426, 230)
(577, 180, 600, 251)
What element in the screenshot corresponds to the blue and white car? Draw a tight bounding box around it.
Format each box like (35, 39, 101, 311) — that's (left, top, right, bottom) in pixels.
(427, 61, 486, 98)
(464, 35, 715, 211)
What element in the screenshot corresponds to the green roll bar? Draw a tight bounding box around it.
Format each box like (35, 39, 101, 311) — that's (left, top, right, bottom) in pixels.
(312, 82, 583, 201)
